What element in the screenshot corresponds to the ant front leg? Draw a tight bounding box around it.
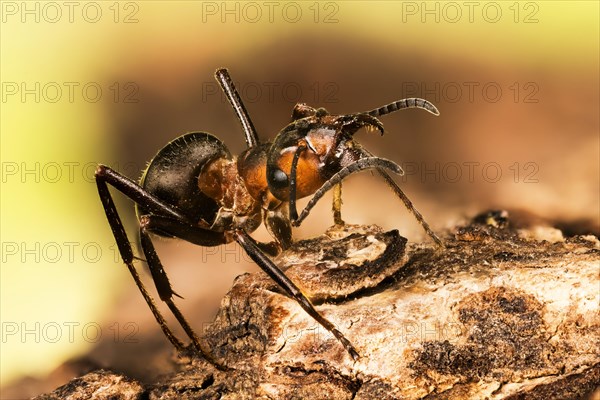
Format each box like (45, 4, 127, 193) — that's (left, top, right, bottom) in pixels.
(332, 183, 344, 226)
(374, 168, 444, 247)
(291, 157, 403, 227)
(356, 149, 444, 247)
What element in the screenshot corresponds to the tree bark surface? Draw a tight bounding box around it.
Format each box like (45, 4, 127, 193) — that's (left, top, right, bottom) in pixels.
(36, 212, 600, 399)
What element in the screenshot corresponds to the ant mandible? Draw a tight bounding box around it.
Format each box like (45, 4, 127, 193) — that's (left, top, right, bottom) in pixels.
(95, 68, 442, 365)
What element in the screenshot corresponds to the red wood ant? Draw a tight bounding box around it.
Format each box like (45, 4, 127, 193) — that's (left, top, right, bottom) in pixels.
(95, 68, 441, 365)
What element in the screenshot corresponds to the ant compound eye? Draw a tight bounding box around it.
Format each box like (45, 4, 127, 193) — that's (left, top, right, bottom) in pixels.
(269, 168, 289, 188)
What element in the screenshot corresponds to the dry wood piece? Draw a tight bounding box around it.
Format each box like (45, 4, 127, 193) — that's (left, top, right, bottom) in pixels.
(37, 212, 600, 399)
(33, 369, 144, 400)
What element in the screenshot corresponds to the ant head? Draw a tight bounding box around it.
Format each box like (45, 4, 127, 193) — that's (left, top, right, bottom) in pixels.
(266, 103, 384, 202)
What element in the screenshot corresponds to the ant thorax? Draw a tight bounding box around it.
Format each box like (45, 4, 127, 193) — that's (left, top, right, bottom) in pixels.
(197, 157, 262, 234)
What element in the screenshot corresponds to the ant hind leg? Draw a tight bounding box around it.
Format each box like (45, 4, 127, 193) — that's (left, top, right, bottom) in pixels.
(95, 170, 185, 352)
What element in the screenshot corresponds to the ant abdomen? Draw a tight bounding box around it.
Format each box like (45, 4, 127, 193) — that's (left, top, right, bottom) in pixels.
(138, 132, 231, 225)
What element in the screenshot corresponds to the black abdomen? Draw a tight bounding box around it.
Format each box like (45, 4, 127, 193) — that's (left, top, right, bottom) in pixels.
(138, 132, 231, 225)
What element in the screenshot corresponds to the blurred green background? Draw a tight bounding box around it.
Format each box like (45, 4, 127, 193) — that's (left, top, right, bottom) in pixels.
(1, 1, 598, 397)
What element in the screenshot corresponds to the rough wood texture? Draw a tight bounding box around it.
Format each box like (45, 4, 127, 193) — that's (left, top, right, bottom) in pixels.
(36, 212, 600, 399)
(33, 369, 144, 400)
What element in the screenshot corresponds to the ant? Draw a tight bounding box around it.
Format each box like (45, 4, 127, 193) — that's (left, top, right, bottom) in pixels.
(95, 68, 441, 365)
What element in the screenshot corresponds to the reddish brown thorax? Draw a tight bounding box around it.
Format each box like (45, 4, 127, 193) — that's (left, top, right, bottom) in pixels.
(197, 157, 262, 231)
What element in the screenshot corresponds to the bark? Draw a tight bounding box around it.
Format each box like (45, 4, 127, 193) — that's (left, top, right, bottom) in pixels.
(36, 211, 600, 399)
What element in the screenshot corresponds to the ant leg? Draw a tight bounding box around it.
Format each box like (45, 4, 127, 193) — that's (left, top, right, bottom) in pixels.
(233, 229, 360, 361)
(95, 165, 185, 220)
(215, 68, 259, 148)
(96, 165, 231, 368)
(142, 215, 359, 359)
(95, 169, 185, 352)
(332, 183, 344, 226)
(138, 227, 227, 369)
(355, 150, 444, 247)
(141, 211, 286, 256)
(139, 215, 227, 247)
(375, 169, 444, 247)
(292, 157, 403, 227)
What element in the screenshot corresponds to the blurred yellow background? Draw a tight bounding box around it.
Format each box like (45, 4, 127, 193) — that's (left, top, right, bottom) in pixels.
(1, 1, 598, 397)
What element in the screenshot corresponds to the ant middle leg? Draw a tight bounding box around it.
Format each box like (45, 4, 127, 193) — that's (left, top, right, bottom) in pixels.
(234, 229, 360, 361)
(142, 214, 360, 360)
(138, 226, 227, 368)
